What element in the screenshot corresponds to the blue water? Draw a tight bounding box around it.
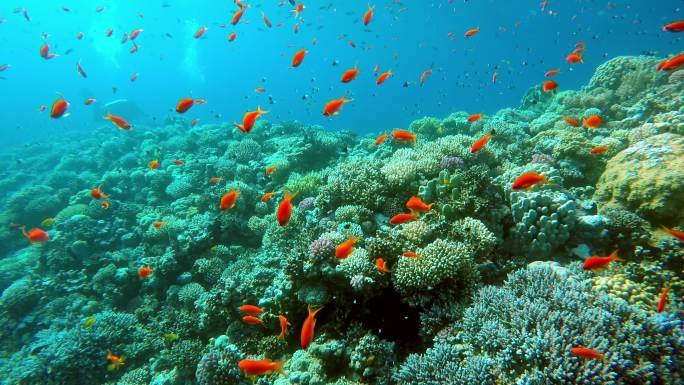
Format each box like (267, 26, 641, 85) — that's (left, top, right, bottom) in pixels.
(0, 1, 680, 146)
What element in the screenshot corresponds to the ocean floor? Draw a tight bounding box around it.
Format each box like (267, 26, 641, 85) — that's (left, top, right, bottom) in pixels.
(0, 55, 682, 385)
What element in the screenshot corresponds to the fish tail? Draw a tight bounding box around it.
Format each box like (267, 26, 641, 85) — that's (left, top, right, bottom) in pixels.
(273, 361, 288, 378)
(20, 226, 28, 238)
(233, 122, 246, 132)
(308, 304, 323, 317)
(609, 250, 621, 261)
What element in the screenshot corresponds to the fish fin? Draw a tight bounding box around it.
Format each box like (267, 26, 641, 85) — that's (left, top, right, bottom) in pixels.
(609, 250, 621, 261)
(273, 360, 288, 378)
(233, 122, 246, 132)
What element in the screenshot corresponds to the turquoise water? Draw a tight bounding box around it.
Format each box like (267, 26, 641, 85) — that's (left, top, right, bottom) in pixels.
(0, 1, 682, 385)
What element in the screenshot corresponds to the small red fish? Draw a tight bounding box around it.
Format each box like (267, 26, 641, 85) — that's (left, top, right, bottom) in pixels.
(50, 98, 69, 119)
(265, 165, 277, 175)
(233, 106, 268, 133)
(101, 201, 110, 209)
(375, 258, 390, 273)
(562, 117, 579, 126)
(363, 5, 373, 26)
(148, 160, 159, 170)
(491, 71, 497, 84)
(255, 87, 266, 93)
(405, 196, 433, 212)
(104, 113, 131, 130)
(238, 359, 285, 377)
(511, 172, 548, 190)
(176, 98, 204, 113)
(152, 220, 165, 228)
(106, 352, 125, 371)
(470, 132, 494, 153)
(656, 54, 684, 71)
(656, 285, 670, 313)
(402, 251, 418, 258)
(341, 67, 359, 83)
(260, 192, 275, 201)
(389, 213, 417, 225)
(105, 28, 113, 37)
(278, 315, 290, 339)
(209, 177, 222, 183)
(191, 118, 199, 127)
(138, 266, 153, 279)
(294, 23, 299, 34)
(276, 192, 296, 226)
(467, 113, 482, 122)
(375, 133, 388, 145)
(239, 305, 264, 314)
(661, 226, 684, 242)
(565, 53, 583, 64)
(220, 190, 240, 210)
(391, 129, 416, 142)
(322, 97, 352, 116)
(376, 69, 392, 85)
(22, 227, 49, 243)
(242, 315, 264, 325)
(231, 8, 245, 25)
(261, 11, 272, 28)
(90, 186, 108, 199)
(76, 31, 84, 40)
(292, 2, 305, 18)
(582, 250, 620, 271)
(228, 32, 236, 42)
(129, 28, 143, 40)
(662, 21, 684, 32)
(129, 43, 139, 54)
(542, 80, 557, 92)
(173, 159, 184, 165)
(336, 235, 360, 259)
(84, 98, 96, 105)
(464, 27, 480, 37)
(583, 115, 602, 128)
(300, 304, 322, 349)
(419, 69, 432, 86)
(194, 26, 207, 39)
(590, 146, 609, 155)
(545, 69, 560, 77)
(570, 347, 604, 360)
(292, 49, 306, 67)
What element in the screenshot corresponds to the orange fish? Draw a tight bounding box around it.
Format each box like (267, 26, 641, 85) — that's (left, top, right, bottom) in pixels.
(101, 201, 110, 209)
(389, 213, 417, 225)
(50, 98, 69, 119)
(238, 359, 285, 377)
(260, 192, 275, 202)
(391, 129, 416, 142)
(376, 69, 392, 85)
(293, 23, 299, 34)
(90, 186, 108, 199)
(231, 8, 245, 25)
(176, 97, 204, 113)
(292, 49, 306, 67)
(375, 133, 388, 145)
(242, 315, 264, 325)
(255, 87, 266, 93)
(464, 27, 480, 37)
(220, 190, 240, 210)
(542, 80, 557, 92)
(656, 54, 684, 71)
(569, 347, 604, 360)
(322, 97, 352, 116)
(300, 304, 323, 349)
(138, 266, 152, 279)
(129, 28, 143, 40)
(209, 177, 222, 183)
(467, 113, 482, 122)
(228, 31, 236, 42)
(22, 227, 49, 243)
(590, 146, 609, 155)
(234, 106, 268, 133)
(545, 69, 560, 77)
(656, 285, 670, 313)
(582, 250, 620, 271)
(419, 69, 432, 86)
(341, 67, 359, 83)
(84, 98, 96, 105)
(261, 11, 272, 28)
(373, 64, 379, 74)
(662, 21, 684, 32)
(265, 165, 277, 175)
(278, 315, 290, 339)
(511, 172, 548, 190)
(292, 2, 305, 18)
(105, 28, 113, 37)
(363, 5, 373, 26)
(173, 159, 184, 165)
(148, 159, 159, 169)
(104, 113, 131, 130)
(240, 304, 264, 314)
(405, 196, 433, 213)
(375, 258, 390, 273)
(194, 26, 207, 39)
(106, 352, 125, 371)
(565, 53, 583, 64)
(661, 226, 684, 242)
(583, 115, 602, 128)
(191, 118, 199, 127)
(562, 117, 579, 126)
(276, 192, 296, 226)
(402, 251, 418, 258)
(335, 235, 360, 259)
(152, 220, 165, 229)
(470, 132, 494, 153)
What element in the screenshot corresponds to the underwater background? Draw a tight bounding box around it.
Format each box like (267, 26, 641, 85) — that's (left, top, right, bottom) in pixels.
(0, 1, 683, 384)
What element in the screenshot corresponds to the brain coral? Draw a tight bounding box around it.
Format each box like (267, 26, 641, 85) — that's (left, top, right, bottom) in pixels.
(593, 132, 683, 224)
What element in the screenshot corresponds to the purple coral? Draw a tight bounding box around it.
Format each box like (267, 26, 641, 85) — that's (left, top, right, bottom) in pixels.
(309, 238, 334, 260)
(439, 156, 464, 170)
(530, 153, 555, 165)
(298, 196, 315, 212)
